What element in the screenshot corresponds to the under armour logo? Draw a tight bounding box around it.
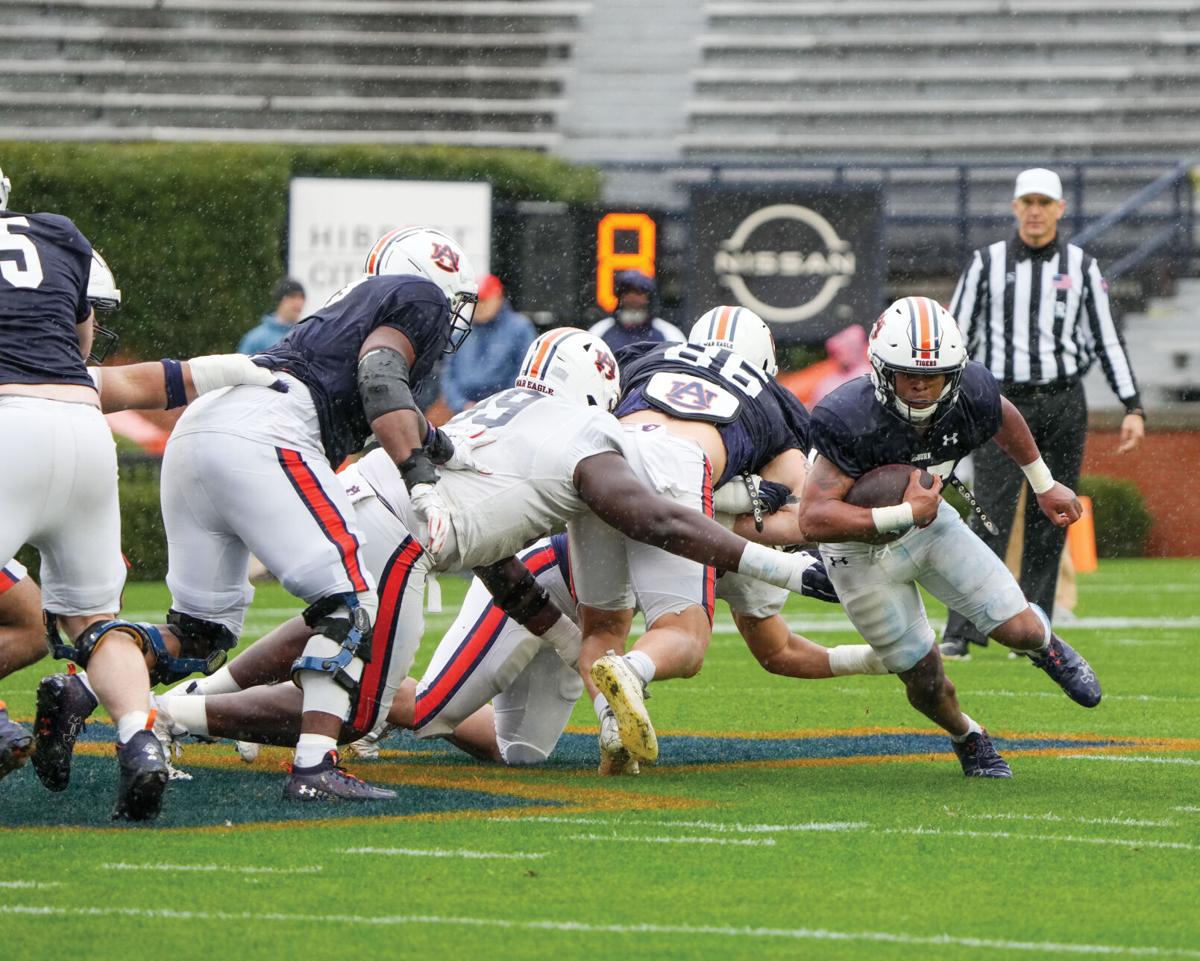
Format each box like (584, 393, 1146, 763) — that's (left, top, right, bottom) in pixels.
(942, 433, 959, 446)
(298, 784, 318, 797)
(828, 556, 849, 567)
(346, 485, 361, 495)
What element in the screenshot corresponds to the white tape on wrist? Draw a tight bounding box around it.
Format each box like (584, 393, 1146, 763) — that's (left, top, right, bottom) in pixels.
(539, 614, 581, 653)
(736, 542, 793, 589)
(871, 502, 915, 534)
(1021, 457, 1055, 495)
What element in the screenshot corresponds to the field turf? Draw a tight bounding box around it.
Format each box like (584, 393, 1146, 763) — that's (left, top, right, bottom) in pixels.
(2, 559, 1198, 960)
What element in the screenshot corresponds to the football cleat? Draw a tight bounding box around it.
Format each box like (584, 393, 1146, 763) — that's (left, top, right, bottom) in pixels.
(1027, 635, 1102, 708)
(112, 728, 170, 821)
(938, 637, 972, 661)
(282, 751, 397, 801)
(590, 652, 657, 763)
(597, 706, 639, 777)
(150, 697, 192, 781)
(952, 729, 1013, 778)
(235, 740, 261, 763)
(344, 723, 396, 761)
(31, 672, 98, 791)
(0, 701, 33, 781)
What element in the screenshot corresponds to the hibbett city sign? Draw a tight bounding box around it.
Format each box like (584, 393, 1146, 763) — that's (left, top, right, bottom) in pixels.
(691, 187, 884, 344)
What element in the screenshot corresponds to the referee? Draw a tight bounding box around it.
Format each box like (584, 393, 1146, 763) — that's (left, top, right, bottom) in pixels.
(940, 167, 1145, 659)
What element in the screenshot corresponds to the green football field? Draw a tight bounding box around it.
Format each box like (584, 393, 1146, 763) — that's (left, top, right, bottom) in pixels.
(2, 559, 1198, 961)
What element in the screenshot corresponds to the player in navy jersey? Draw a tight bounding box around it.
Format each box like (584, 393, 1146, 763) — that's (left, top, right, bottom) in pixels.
(799, 296, 1102, 778)
(573, 306, 820, 767)
(149, 226, 484, 800)
(0, 171, 280, 815)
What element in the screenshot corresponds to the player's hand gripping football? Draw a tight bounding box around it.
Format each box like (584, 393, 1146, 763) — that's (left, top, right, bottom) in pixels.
(410, 483, 451, 555)
(187, 354, 288, 395)
(1036, 482, 1083, 528)
(903, 469, 943, 528)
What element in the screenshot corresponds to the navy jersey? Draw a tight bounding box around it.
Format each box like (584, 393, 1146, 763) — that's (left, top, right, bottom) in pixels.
(614, 341, 808, 486)
(255, 273, 450, 464)
(810, 363, 1003, 479)
(0, 211, 95, 388)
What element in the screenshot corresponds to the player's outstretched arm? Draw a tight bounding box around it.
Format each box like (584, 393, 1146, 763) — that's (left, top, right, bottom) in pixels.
(797, 455, 941, 543)
(96, 356, 285, 413)
(473, 556, 580, 660)
(992, 397, 1082, 528)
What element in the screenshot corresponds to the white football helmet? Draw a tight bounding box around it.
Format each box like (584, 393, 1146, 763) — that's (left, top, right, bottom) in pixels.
(689, 305, 777, 376)
(0, 166, 9, 211)
(868, 296, 967, 425)
(515, 327, 621, 412)
(86, 249, 121, 363)
(364, 226, 478, 352)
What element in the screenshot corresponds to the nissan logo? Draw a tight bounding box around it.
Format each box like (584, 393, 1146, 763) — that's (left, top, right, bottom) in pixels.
(714, 204, 856, 323)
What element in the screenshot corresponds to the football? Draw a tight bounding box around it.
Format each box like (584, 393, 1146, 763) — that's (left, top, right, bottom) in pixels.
(845, 463, 934, 509)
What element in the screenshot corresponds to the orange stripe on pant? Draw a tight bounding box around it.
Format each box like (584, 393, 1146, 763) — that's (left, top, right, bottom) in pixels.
(352, 537, 424, 733)
(276, 448, 370, 594)
(413, 604, 508, 730)
(701, 456, 716, 623)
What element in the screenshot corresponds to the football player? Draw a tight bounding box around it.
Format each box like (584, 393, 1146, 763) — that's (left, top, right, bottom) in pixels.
(0, 170, 278, 815)
(154, 329, 827, 789)
(573, 306, 817, 768)
(797, 296, 1101, 778)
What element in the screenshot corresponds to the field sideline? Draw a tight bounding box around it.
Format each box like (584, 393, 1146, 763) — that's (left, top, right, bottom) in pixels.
(2, 558, 1198, 961)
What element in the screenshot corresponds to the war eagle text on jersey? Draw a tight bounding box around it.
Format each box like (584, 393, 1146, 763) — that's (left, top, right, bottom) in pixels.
(614, 341, 809, 485)
(810, 363, 1002, 479)
(253, 273, 450, 464)
(0, 211, 95, 388)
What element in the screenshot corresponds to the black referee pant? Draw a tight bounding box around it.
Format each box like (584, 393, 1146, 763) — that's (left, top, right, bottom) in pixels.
(944, 380, 1088, 646)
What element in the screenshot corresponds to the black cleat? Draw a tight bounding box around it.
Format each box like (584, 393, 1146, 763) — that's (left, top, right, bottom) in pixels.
(31, 672, 98, 791)
(938, 637, 972, 661)
(112, 729, 169, 821)
(1027, 635, 1102, 708)
(952, 729, 1013, 778)
(0, 702, 33, 781)
(282, 751, 398, 801)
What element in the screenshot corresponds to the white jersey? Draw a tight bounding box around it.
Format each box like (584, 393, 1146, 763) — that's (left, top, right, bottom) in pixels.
(354, 388, 626, 570)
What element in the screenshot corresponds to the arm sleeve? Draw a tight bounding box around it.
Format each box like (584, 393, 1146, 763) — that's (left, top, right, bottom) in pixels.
(1080, 255, 1141, 410)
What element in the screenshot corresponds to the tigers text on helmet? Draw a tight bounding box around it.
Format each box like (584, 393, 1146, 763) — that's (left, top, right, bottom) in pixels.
(0, 166, 9, 211)
(515, 327, 621, 412)
(868, 296, 967, 425)
(364, 226, 478, 352)
(689, 305, 778, 376)
(87, 249, 122, 364)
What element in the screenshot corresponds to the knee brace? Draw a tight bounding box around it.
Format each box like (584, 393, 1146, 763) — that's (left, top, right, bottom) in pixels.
(158, 610, 240, 684)
(289, 593, 373, 694)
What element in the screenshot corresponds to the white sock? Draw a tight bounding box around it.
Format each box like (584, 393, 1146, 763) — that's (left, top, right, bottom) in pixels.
(186, 665, 242, 696)
(295, 733, 338, 768)
(593, 692, 609, 720)
(950, 714, 984, 743)
(828, 644, 888, 676)
(624, 650, 656, 686)
(161, 693, 209, 737)
(116, 710, 149, 744)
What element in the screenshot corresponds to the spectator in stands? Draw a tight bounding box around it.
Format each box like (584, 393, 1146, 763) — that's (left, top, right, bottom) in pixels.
(588, 269, 685, 351)
(939, 167, 1145, 660)
(237, 277, 305, 355)
(441, 273, 536, 414)
(811, 324, 871, 404)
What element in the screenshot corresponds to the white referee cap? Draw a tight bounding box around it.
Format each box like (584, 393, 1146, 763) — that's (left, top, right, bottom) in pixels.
(1014, 168, 1063, 201)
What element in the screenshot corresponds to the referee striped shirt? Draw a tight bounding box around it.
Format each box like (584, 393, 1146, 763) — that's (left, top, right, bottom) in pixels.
(950, 235, 1142, 412)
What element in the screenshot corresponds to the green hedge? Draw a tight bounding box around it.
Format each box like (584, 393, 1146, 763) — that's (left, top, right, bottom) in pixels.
(1078, 474, 1152, 558)
(0, 142, 600, 359)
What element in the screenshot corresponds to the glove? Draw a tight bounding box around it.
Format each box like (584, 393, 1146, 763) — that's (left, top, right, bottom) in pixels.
(427, 426, 494, 474)
(410, 482, 451, 556)
(188, 354, 288, 395)
(757, 480, 792, 515)
(786, 549, 839, 604)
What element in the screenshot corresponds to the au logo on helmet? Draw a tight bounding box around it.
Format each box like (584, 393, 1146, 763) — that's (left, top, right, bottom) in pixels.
(430, 242, 461, 274)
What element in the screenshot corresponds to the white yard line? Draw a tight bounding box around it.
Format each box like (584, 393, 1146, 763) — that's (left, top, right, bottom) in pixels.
(492, 816, 867, 834)
(965, 813, 1176, 829)
(882, 827, 1199, 852)
(1174, 806, 1200, 814)
(101, 862, 322, 875)
(0, 881, 60, 889)
(339, 847, 545, 860)
(708, 615, 1200, 636)
(568, 833, 776, 847)
(1, 904, 1197, 957)
(1061, 755, 1200, 766)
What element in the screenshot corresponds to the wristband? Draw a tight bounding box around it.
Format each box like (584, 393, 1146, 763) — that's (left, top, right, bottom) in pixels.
(871, 503, 915, 534)
(161, 358, 188, 409)
(736, 542, 793, 590)
(1021, 456, 1055, 495)
(539, 615, 582, 660)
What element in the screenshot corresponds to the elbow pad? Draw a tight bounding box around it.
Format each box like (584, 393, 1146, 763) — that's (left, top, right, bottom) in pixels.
(358, 347, 417, 424)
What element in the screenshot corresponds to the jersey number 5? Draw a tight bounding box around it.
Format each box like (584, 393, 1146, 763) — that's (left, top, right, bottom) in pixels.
(0, 218, 45, 289)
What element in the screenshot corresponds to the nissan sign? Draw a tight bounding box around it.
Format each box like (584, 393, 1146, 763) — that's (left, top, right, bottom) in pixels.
(690, 186, 884, 344)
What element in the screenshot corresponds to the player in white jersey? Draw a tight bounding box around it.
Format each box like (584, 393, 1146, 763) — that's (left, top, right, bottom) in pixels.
(156, 329, 826, 772)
